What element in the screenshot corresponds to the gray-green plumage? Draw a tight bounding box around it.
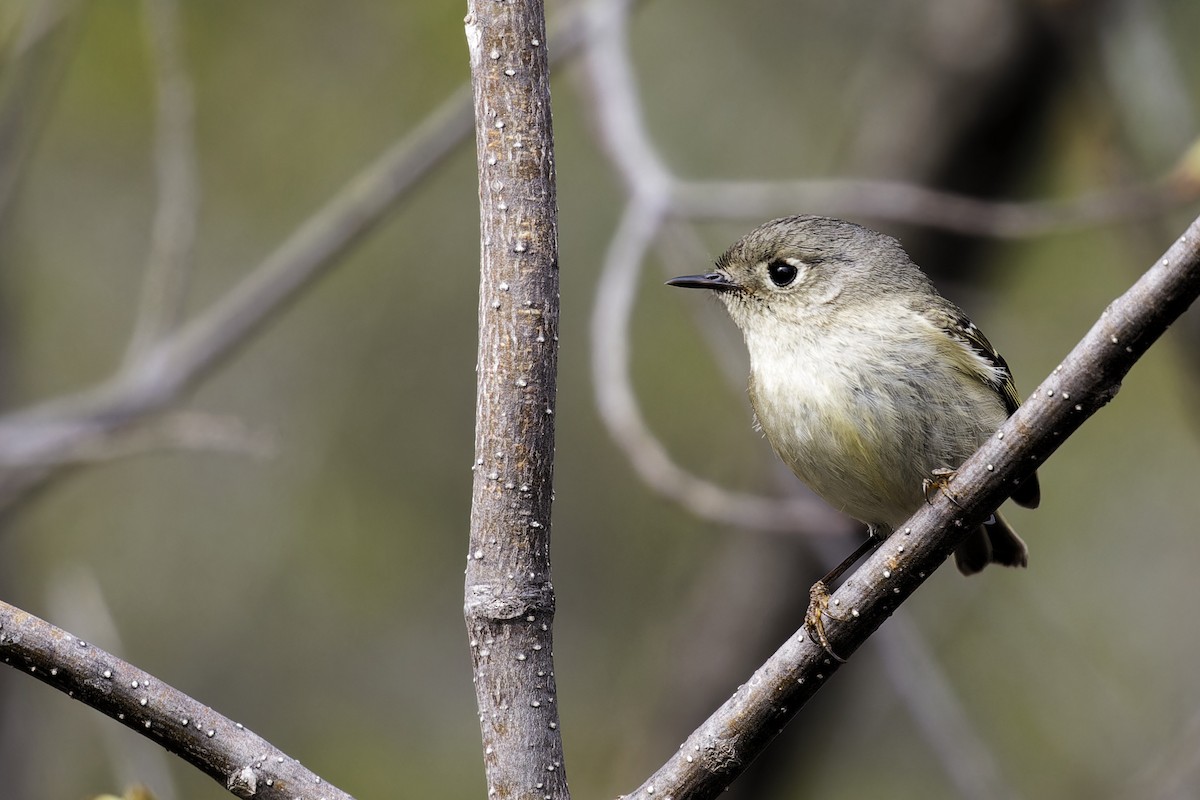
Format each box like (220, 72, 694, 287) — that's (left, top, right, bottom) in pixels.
(670, 215, 1039, 575)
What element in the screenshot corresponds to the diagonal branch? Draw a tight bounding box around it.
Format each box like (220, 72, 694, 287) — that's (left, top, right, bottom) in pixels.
(0, 0, 627, 513)
(591, 198, 852, 534)
(623, 213, 1200, 799)
(0, 601, 355, 800)
(0, 87, 474, 509)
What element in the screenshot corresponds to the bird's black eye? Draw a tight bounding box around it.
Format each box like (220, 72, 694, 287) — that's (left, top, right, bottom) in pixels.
(767, 259, 800, 287)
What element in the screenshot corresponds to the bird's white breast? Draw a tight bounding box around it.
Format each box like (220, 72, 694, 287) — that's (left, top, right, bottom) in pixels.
(743, 309, 1005, 530)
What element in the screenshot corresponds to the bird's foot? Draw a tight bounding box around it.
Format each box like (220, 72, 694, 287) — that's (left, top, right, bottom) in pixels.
(922, 467, 962, 508)
(805, 581, 846, 663)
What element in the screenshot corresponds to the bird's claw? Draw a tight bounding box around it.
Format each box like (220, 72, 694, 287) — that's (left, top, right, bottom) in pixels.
(922, 467, 962, 508)
(805, 581, 846, 663)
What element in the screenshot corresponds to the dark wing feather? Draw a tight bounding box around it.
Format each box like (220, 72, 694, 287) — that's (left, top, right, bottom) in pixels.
(936, 306, 1022, 416)
(928, 302, 1041, 509)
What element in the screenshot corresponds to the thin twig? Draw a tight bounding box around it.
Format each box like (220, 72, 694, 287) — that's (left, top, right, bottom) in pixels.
(46, 567, 180, 800)
(580, 0, 852, 535)
(592, 198, 848, 534)
(578, 0, 669, 194)
(1130, 701, 1200, 799)
(0, 0, 81, 226)
(0, 0, 632, 511)
(58, 411, 273, 464)
(0, 89, 474, 491)
(671, 178, 1186, 239)
(651, 222, 750, 388)
(869, 616, 1015, 800)
(124, 0, 200, 364)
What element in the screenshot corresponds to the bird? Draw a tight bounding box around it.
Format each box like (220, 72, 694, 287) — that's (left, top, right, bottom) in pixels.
(667, 215, 1039, 656)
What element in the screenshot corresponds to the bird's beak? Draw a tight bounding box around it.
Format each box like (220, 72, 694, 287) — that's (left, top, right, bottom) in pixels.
(666, 272, 736, 291)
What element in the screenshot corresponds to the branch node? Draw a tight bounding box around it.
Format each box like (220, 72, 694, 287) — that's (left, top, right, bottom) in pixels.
(226, 766, 258, 797)
(465, 581, 556, 621)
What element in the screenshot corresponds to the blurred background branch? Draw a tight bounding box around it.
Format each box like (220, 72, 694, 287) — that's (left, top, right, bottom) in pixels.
(0, 0, 80, 227)
(123, 0, 199, 365)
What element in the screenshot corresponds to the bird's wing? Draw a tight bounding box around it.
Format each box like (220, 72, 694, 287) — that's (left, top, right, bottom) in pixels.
(924, 302, 1021, 417)
(922, 300, 1040, 509)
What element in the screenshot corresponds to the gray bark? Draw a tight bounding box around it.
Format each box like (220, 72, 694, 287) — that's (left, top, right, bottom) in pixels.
(0, 601, 354, 800)
(463, 1, 567, 798)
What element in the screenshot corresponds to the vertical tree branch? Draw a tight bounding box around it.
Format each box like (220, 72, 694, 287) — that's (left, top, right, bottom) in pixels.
(463, 2, 567, 798)
(124, 0, 199, 365)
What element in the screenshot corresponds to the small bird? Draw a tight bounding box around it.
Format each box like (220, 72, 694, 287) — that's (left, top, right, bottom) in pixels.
(668, 215, 1039, 653)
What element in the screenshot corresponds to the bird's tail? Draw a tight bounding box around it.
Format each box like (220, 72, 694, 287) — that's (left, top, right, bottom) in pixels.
(953, 511, 1028, 576)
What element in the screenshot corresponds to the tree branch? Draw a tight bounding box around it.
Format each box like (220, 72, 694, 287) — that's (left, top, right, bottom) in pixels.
(0, 0, 81, 227)
(0, 0, 626, 514)
(591, 198, 853, 535)
(578, 0, 1199, 543)
(623, 213, 1200, 798)
(124, 0, 200, 364)
(671, 177, 1188, 239)
(463, 1, 568, 797)
(0, 601, 355, 800)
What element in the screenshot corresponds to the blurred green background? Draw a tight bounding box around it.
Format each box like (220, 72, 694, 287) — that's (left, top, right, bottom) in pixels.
(2, 1, 1200, 798)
